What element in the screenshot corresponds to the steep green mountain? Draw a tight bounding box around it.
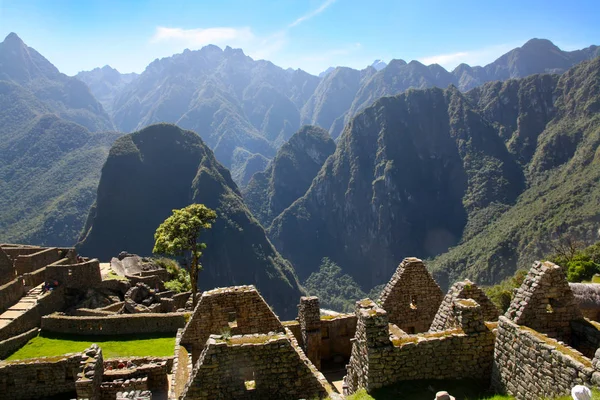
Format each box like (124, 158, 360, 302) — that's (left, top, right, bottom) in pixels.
(0, 34, 120, 246)
(243, 125, 336, 228)
(109, 46, 319, 182)
(75, 65, 138, 115)
(0, 80, 120, 245)
(0, 33, 113, 132)
(430, 57, 600, 288)
(270, 57, 600, 291)
(269, 85, 525, 287)
(77, 124, 303, 318)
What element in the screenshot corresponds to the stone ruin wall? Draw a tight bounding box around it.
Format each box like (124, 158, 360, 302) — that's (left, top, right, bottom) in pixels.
(0, 287, 66, 341)
(0, 248, 14, 285)
(75, 344, 104, 400)
(429, 279, 500, 332)
(289, 299, 358, 365)
(345, 298, 496, 395)
(180, 332, 331, 400)
(0, 328, 39, 360)
(13, 247, 63, 276)
(379, 257, 443, 333)
(45, 258, 102, 289)
(171, 329, 192, 400)
(180, 286, 284, 362)
(298, 296, 321, 369)
(41, 312, 188, 336)
(0, 350, 85, 399)
(492, 316, 600, 399)
(505, 260, 583, 343)
(0, 277, 26, 314)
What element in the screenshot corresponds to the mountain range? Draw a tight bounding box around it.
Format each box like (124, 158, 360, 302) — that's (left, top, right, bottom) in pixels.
(269, 56, 600, 291)
(76, 37, 599, 187)
(1, 31, 600, 309)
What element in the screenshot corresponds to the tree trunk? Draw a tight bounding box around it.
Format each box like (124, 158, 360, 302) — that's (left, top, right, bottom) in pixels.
(191, 245, 199, 307)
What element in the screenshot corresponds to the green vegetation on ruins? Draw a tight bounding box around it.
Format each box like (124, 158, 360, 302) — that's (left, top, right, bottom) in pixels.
(6, 332, 175, 361)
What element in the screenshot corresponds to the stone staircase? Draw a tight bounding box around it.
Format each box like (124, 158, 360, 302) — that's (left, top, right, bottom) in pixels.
(0, 283, 44, 330)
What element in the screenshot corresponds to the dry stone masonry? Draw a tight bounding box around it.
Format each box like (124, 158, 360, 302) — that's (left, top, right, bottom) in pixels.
(344, 297, 496, 395)
(379, 257, 443, 333)
(429, 279, 500, 332)
(180, 286, 284, 362)
(506, 260, 583, 343)
(298, 296, 322, 369)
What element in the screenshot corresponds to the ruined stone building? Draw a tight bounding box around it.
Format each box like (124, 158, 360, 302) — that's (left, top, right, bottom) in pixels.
(3, 248, 600, 399)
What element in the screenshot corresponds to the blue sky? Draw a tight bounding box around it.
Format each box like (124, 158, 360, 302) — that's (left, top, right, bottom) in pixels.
(0, 0, 598, 76)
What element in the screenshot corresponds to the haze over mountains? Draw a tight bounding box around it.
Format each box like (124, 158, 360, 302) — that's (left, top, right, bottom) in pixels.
(1, 30, 600, 309)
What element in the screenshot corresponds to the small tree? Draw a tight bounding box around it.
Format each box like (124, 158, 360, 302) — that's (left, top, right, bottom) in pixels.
(153, 204, 216, 306)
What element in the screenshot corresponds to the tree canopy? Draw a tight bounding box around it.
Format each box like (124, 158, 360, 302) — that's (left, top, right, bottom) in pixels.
(153, 203, 216, 305)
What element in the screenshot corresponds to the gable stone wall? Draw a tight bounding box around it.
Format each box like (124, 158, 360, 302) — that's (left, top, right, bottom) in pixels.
(430, 279, 500, 332)
(180, 286, 284, 361)
(379, 257, 443, 333)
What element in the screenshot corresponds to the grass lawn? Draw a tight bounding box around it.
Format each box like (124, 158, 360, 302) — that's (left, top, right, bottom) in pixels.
(345, 379, 513, 400)
(6, 332, 176, 361)
(345, 381, 600, 400)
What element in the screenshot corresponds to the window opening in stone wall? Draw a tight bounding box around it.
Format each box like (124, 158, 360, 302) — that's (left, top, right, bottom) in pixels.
(244, 371, 256, 391)
(409, 294, 418, 310)
(68, 268, 73, 276)
(406, 326, 415, 334)
(228, 310, 237, 328)
(546, 299, 555, 314)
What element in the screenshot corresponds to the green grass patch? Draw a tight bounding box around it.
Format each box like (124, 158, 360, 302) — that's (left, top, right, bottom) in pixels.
(344, 382, 600, 400)
(6, 332, 176, 361)
(344, 379, 513, 400)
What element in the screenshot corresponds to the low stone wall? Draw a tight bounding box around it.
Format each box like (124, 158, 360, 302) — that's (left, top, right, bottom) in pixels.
(72, 308, 119, 316)
(345, 298, 496, 394)
(101, 377, 148, 400)
(0, 328, 39, 360)
(41, 313, 187, 335)
(0, 287, 66, 341)
(0, 277, 25, 313)
(45, 259, 102, 289)
(22, 267, 46, 288)
(492, 316, 600, 399)
(139, 268, 169, 281)
(171, 329, 191, 400)
(75, 344, 104, 400)
(320, 314, 356, 362)
(103, 358, 169, 391)
(14, 248, 61, 276)
(0, 351, 84, 399)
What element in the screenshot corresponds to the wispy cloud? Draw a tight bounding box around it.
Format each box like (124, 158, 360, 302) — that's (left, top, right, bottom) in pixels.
(289, 0, 337, 28)
(149, 0, 341, 70)
(418, 43, 519, 70)
(151, 26, 255, 48)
